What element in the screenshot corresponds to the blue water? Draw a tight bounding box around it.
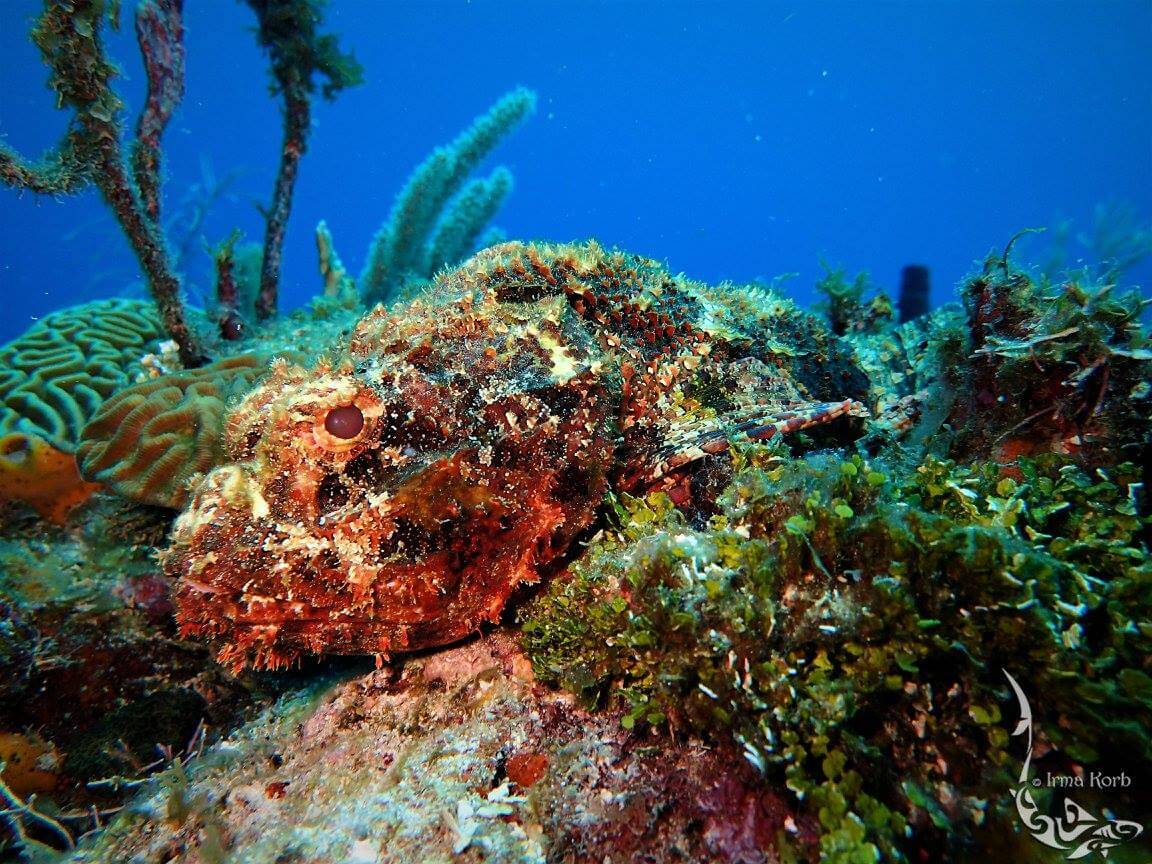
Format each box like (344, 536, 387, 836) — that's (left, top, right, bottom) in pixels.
(1, 0, 1149, 345)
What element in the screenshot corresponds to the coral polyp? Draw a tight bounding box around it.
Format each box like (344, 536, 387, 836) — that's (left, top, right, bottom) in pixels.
(164, 241, 868, 671)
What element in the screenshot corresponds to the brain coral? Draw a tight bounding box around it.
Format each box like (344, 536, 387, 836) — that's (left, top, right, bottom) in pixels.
(77, 354, 278, 509)
(0, 298, 167, 450)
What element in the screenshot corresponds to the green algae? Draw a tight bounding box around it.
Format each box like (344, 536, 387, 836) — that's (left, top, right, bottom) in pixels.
(814, 264, 893, 338)
(523, 442, 1151, 860)
(519, 255, 1151, 862)
(954, 254, 1151, 463)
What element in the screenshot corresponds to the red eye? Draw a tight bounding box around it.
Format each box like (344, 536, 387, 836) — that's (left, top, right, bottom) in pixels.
(324, 405, 365, 439)
(220, 312, 245, 341)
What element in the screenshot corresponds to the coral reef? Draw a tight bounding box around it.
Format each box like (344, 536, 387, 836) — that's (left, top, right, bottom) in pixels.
(77, 354, 283, 509)
(2, 227, 1147, 861)
(315, 220, 356, 301)
(0, 433, 100, 524)
(0, 298, 167, 450)
(359, 88, 537, 305)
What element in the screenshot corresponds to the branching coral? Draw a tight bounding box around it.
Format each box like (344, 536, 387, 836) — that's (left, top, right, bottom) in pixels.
(133, 0, 186, 225)
(243, 0, 363, 320)
(0, 0, 204, 366)
(212, 230, 246, 341)
(2, 0, 363, 358)
(359, 87, 537, 305)
(425, 166, 514, 277)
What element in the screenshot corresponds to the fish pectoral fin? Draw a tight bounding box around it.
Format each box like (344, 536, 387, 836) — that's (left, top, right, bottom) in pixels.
(623, 399, 869, 490)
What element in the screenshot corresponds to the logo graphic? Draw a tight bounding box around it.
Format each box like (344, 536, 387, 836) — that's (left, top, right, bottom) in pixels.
(1004, 670, 1144, 860)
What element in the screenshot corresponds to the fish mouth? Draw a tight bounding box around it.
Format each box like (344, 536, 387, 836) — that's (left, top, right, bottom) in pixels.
(168, 448, 583, 669)
(178, 581, 450, 628)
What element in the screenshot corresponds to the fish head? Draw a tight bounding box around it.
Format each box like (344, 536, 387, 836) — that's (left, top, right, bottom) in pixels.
(167, 355, 613, 672)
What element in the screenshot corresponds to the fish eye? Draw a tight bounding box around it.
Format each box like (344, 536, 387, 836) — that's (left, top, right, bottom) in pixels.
(219, 311, 245, 341)
(324, 405, 365, 439)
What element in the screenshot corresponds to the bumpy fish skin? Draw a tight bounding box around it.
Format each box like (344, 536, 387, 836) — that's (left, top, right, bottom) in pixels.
(168, 241, 868, 671)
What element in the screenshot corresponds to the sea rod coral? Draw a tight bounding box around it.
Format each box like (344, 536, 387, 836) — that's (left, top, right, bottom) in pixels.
(0, 0, 202, 365)
(244, 0, 364, 320)
(1, 0, 361, 363)
(358, 86, 537, 305)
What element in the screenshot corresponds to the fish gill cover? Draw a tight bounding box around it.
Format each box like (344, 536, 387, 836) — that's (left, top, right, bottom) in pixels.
(0, 2, 1150, 863)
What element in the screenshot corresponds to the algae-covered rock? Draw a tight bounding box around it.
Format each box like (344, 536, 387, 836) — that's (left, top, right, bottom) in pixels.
(510, 255, 1152, 863)
(0, 496, 264, 830)
(71, 635, 821, 864)
(520, 448, 1152, 860)
(952, 256, 1152, 464)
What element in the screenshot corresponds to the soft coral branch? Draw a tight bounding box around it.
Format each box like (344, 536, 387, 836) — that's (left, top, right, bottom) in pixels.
(133, 0, 186, 224)
(0, 0, 204, 367)
(245, 0, 363, 320)
(256, 86, 310, 320)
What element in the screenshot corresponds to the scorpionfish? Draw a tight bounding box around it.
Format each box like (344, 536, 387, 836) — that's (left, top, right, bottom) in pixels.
(168, 241, 870, 671)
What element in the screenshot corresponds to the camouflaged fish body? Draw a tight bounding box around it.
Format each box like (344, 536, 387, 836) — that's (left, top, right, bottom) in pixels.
(167, 241, 869, 671)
